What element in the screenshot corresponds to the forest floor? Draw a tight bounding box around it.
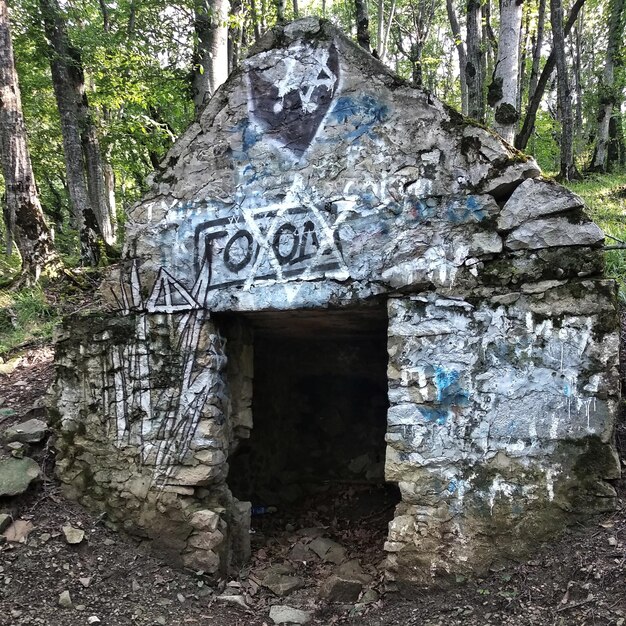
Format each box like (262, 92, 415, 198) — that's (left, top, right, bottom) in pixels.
(0, 308, 624, 626)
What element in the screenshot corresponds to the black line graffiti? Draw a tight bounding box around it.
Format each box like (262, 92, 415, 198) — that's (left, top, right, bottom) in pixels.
(192, 206, 345, 294)
(103, 263, 226, 489)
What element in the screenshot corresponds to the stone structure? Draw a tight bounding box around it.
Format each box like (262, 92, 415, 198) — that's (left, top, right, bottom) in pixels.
(50, 18, 621, 586)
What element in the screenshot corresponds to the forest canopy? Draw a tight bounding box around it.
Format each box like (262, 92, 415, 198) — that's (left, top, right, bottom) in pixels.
(0, 0, 625, 285)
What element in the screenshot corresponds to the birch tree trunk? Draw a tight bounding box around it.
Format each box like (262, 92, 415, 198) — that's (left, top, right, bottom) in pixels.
(550, 0, 580, 180)
(446, 0, 468, 114)
(192, 0, 230, 113)
(489, 0, 524, 143)
(589, 0, 625, 172)
(466, 0, 485, 121)
(0, 0, 58, 282)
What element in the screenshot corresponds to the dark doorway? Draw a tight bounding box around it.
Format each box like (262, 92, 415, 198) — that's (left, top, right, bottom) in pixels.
(228, 306, 391, 503)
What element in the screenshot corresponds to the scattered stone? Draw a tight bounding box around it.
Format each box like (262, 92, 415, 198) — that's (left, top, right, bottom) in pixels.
(3, 418, 48, 444)
(0, 514, 12, 533)
(8, 441, 25, 458)
(3, 519, 35, 543)
(217, 594, 249, 610)
(319, 559, 373, 603)
(62, 524, 85, 545)
(0, 457, 39, 496)
(289, 541, 314, 562)
(154, 617, 167, 625)
(359, 588, 380, 604)
(308, 537, 346, 564)
(76, 605, 86, 611)
(58, 590, 72, 608)
(257, 563, 305, 597)
(39, 532, 51, 543)
(177, 593, 186, 603)
(131, 579, 141, 591)
(269, 605, 312, 625)
(79, 577, 92, 588)
(0, 357, 21, 376)
(87, 616, 101, 624)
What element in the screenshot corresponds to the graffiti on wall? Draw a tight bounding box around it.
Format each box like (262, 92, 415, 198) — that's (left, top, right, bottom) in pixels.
(247, 42, 339, 154)
(192, 204, 347, 295)
(107, 262, 226, 487)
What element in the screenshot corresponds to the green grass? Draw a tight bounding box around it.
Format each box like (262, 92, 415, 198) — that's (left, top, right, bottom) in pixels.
(565, 172, 626, 303)
(0, 284, 60, 355)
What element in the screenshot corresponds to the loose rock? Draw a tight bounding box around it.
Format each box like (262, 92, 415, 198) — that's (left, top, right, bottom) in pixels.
(308, 537, 346, 564)
(58, 590, 72, 608)
(0, 457, 39, 496)
(269, 605, 312, 625)
(257, 563, 305, 597)
(62, 524, 85, 545)
(4, 418, 48, 444)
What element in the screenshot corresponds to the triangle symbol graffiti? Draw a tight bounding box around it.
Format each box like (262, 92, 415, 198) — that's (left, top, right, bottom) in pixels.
(147, 268, 199, 313)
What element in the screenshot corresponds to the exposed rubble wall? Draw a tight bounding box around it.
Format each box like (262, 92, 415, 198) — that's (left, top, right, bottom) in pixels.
(50, 17, 621, 585)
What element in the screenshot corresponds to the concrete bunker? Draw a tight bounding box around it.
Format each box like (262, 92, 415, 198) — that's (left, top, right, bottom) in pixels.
(50, 18, 621, 586)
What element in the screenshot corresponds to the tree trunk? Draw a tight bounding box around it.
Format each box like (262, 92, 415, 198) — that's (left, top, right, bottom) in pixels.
(550, 0, 580, 180)
(250, 0, 261, 42)
(380, 0, 396, 62)
(489, 0, 524, 143)
(515, 0, 586, 150)
(276, 0, 286, 21)
(589, 0, 625, 172)
(446, 0, 468, 114)
(572, 12, 583, 136)
(517, 6, 530, 116)
(466, 0, 485, 121)
(0, 0, 58, 282)
(527, 0, 546, 102)
(192, 0, 230, 113)
(355, 0, 371, 52)
(39, 0, 103, 264)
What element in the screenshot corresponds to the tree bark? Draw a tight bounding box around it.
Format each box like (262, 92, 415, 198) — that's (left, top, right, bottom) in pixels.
(0, 0, 58, 282)
(192, 0, 230, 113)
(550, 0, 580, 180)
(589, 0, 625, 172)
(517, 6, 530, 116)
(489, 0, 524, 143)
(466, 0, 485, 121)
(572, 12, 583, 135)
(515, 0, 586, 150)
(527, 0, 546, 102)
(355, 0, 371, 52)
(446, 0, 468, 114)
(39, 0, 105, 264)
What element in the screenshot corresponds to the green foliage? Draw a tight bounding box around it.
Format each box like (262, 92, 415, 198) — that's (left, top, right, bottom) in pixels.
(565, 172, 626, 302)
(0, 284, 58, 354)
(529, 110, 561, 174)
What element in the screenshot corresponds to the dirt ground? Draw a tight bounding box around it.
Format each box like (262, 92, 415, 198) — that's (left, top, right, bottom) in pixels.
(0, 309, 625, 626)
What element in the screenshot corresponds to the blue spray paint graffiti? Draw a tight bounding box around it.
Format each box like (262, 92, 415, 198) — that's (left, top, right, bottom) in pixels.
(329, 95, 389, 141)
(417, 366, 470, 426)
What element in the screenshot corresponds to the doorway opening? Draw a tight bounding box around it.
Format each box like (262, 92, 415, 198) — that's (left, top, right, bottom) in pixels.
(220, 305, 399, 575)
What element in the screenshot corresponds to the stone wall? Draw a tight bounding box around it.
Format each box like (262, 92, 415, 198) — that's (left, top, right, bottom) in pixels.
(50, 17, 621, 584)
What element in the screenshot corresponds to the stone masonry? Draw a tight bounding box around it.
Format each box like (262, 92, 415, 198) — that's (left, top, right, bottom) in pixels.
(50, 18, 621, 585)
